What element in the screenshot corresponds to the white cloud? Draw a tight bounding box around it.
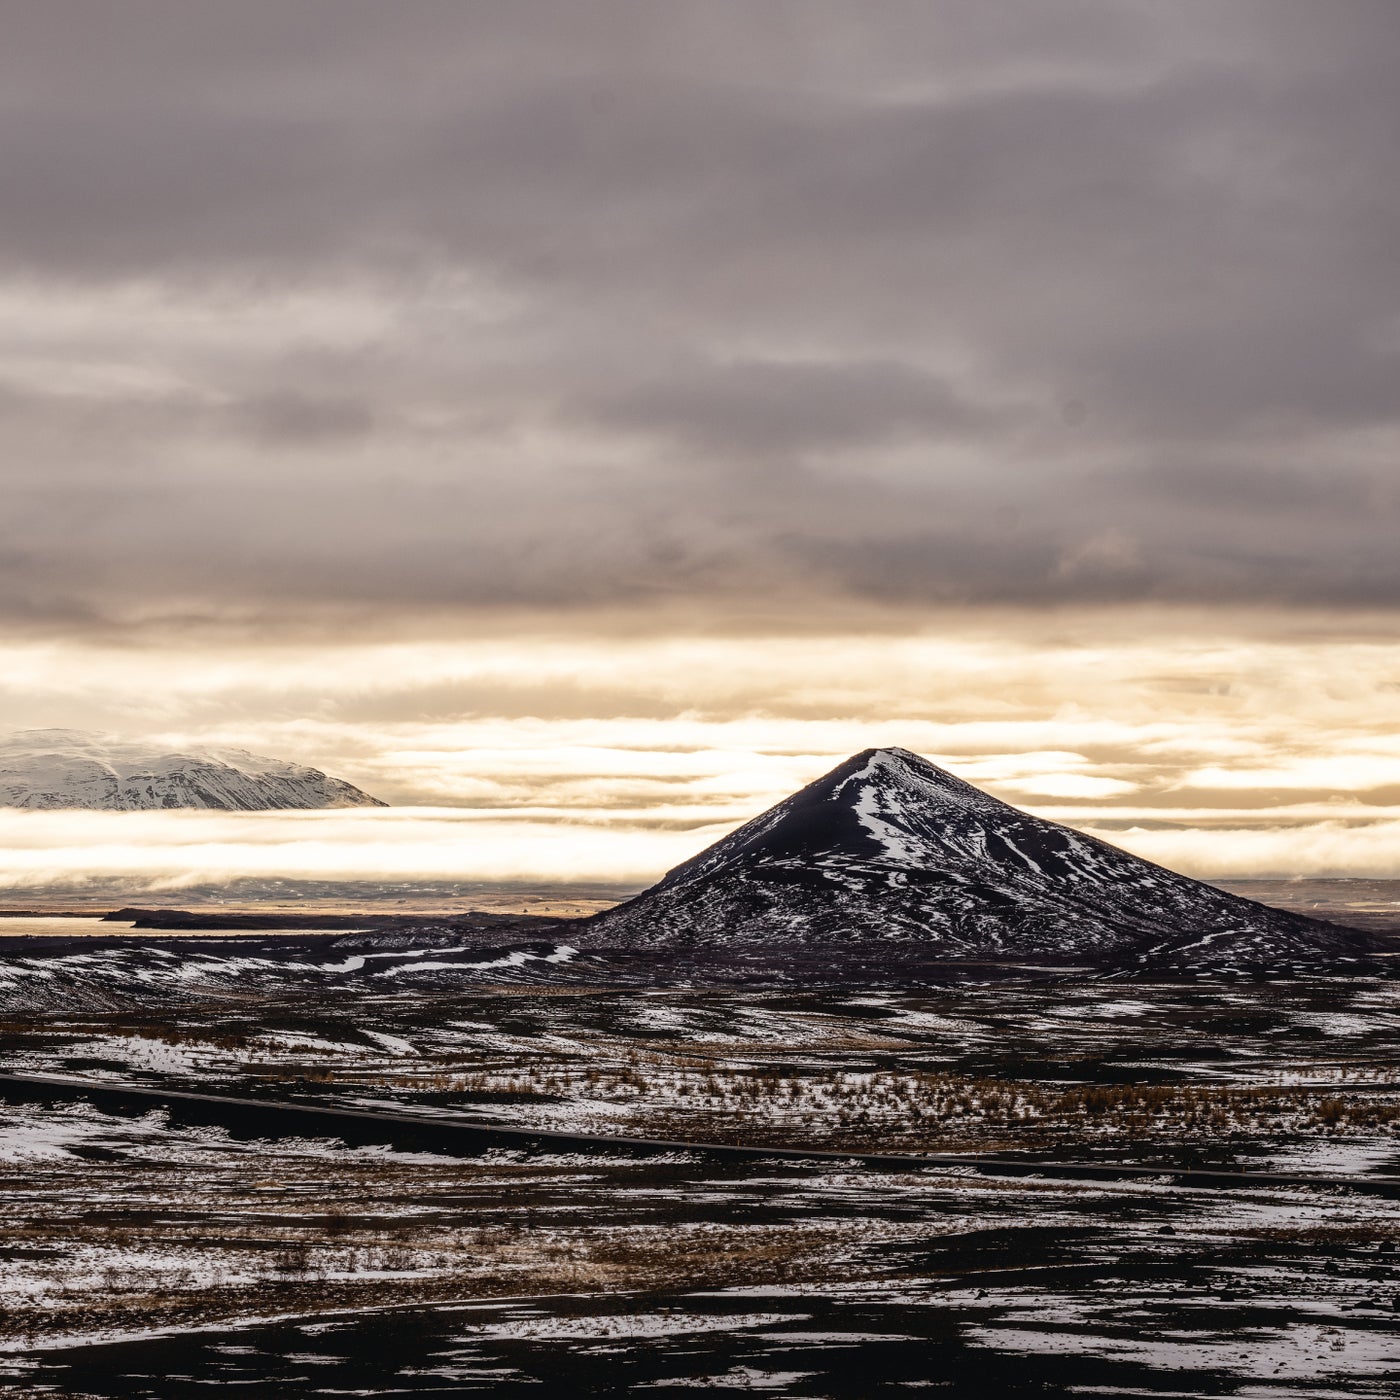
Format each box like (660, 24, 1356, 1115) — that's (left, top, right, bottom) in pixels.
(1180, 757, 1400, 792)
(998, 773, 1140, 799)
(1093, 820, 1400, 880)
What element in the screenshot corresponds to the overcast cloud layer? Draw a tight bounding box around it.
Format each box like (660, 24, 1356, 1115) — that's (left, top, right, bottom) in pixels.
(2, 1, 1399, 631)
(3, 5, 1399, 887)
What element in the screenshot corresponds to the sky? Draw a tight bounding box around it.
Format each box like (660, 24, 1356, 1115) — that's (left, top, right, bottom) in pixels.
(2, 2, 1398, 890)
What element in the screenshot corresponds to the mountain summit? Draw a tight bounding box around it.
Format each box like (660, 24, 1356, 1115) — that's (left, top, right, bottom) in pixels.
(0, 730, 386, 811)
(585, 748, 1362, 969)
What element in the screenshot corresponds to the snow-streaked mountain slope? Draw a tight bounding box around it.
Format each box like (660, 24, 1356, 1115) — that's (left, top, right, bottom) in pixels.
(583, 748, 1365, 967)
(0, 730, 386, 811)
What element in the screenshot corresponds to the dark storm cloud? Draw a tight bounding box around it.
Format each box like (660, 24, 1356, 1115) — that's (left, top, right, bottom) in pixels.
(584, 359, 1007, 458)
(232, 392, 378, 445)
(0, 0, 1398, 629)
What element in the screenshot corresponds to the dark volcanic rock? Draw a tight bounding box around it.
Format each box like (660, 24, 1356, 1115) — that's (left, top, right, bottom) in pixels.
(583, 748, 1369, 970)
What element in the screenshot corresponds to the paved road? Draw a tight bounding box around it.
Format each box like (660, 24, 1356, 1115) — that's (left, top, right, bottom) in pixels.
(4, 1069, 1399, 1197)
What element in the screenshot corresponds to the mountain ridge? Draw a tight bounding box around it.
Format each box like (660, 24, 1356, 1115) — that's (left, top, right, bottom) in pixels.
(0, 730, 385, 811)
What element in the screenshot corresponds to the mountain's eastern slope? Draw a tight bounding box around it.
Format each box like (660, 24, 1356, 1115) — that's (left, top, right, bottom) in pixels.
(0, 730, 386, 811)
(584, 748, 1365, 968)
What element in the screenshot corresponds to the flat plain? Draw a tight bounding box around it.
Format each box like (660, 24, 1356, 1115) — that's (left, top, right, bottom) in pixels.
(2, 879, 1399, 1398)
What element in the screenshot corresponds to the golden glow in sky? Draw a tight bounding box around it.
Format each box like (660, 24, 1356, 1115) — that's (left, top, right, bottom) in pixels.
(2, 613, 1398, 891)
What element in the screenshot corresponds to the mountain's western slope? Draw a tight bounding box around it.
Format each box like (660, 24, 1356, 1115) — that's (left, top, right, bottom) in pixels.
(584, 748, 1364, 969)
(0, 730, 386, 811)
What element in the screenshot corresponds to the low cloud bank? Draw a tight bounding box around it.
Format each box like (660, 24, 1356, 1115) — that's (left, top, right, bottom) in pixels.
(0, 808, 725, 890)
(2, 807, 1399, 893)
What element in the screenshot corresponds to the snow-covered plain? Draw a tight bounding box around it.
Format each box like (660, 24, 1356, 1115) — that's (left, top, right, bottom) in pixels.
(2, 809, 1398, 1395)
(3, 1093, 1398, 1397)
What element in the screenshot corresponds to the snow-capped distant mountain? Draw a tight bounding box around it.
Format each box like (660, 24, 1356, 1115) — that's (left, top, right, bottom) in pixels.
(584, 748, 1365, 969)
(0, 730, 386, 811)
